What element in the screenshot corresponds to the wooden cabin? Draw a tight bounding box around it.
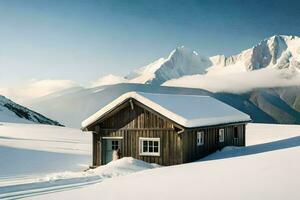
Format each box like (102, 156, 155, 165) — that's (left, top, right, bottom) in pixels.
(82, 92, 251, 167)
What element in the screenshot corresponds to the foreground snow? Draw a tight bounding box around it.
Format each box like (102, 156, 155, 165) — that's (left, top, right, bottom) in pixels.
(0, 123, 90, 154)
(0, 123, 296, 200)
(0, 157, 158, 199)
(0, 123, 91, 184)
(0, 123, 158, 199)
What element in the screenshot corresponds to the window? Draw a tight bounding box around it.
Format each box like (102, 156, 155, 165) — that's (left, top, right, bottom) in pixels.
(234, 127, 238, 139)
(219, 129, 224, 142)
(112, 140, 119, 150)
(139, 138, 160, 156)
(197, 131, 204, 146)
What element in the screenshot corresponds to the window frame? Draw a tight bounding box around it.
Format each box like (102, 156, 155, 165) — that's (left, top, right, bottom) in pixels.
(219, 129, 225, 142)
(139, 137, 160, 156)
(197, 131, 204, 146)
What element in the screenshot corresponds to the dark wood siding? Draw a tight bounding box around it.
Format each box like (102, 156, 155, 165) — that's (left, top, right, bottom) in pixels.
(98, 129, 182, 166)
(91, 100, 183, 166)
(98, 100, 174, 130)
(182, 124, 246, 163)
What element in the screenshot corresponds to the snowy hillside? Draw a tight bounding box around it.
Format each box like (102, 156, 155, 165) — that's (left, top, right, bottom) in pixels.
(1, 123, 299, 199)
(0, 95, 62, 125)
(0, 123, 91, 200)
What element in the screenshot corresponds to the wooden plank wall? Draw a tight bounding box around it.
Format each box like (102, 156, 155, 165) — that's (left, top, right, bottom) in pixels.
(99, 101, 174, 129)
(94, 102, 183, 166)
(182, 124, 245, 163)
(98, 129, 182, 166)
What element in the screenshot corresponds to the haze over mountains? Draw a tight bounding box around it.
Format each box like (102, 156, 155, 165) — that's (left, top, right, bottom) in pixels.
(0, 35, 298, 127)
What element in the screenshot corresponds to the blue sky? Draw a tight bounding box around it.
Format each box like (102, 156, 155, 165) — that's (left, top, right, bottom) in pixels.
(0, 0, 300, 88)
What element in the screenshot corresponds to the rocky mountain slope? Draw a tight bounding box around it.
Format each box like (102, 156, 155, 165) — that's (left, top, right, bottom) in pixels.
(0, 95, 62, 125)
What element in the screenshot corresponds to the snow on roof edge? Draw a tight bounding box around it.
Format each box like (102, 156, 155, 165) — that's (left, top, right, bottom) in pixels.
(81, 92, 251, 129)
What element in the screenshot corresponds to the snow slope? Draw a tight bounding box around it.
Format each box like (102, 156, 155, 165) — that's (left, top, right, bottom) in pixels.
(0, 95, 62, 126)
(17, 123, 300, 200)
(0, 123, 91, 179)
(0, 122, 157, 199)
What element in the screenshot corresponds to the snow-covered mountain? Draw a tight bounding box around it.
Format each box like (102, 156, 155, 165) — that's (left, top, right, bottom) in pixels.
(26, 35, 300, 127)
(125, 46, 211, 85)
(92, 35, 299, 87)
(0, 95, 62, 125)
(88, 35, 300, 90)
(207, 35, 300, 74)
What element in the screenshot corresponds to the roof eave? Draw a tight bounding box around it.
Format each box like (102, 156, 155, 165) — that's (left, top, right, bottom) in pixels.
(183, 119, 252, 130)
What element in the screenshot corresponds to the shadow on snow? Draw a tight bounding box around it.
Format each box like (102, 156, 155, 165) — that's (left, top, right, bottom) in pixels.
(202, 136, 300, 161)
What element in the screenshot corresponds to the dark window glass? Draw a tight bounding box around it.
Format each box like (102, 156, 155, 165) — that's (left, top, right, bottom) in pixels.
(143, 141, 148, 152)
(143, 141, 147, 147)
(149, 141, 153, 146)
(154, 141, 158, 147)
(154, 146, 158, 152)
(234, 127, 238, 139)
(112, 140, 119, 150)
(143, 145, 148, 152)
(149, 146, 153, 152)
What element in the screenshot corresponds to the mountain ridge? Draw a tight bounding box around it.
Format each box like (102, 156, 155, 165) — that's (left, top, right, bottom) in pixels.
(92, 35, 300, 88)
(0, 95, 62, 126)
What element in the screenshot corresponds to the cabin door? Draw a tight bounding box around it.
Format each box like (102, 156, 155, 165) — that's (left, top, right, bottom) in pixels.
(102, 138, 122, 165)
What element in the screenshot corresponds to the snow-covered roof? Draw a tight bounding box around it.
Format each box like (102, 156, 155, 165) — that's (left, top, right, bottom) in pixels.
(81, 92, 251, 129)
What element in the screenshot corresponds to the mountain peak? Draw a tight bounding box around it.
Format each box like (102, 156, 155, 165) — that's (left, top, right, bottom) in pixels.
(126, 46, 211, 85)
(168, 46, 189, 58)
(169, 46, 200, 56)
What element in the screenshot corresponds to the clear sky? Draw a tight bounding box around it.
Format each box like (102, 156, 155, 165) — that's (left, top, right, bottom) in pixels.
(0, 0, 300, 88)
